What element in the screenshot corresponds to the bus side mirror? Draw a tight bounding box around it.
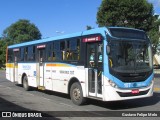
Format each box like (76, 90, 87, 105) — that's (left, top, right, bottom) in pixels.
(106, 45, 110, 55)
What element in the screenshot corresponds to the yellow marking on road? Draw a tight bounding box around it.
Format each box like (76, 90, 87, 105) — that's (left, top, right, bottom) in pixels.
(154, 87, 160, 92)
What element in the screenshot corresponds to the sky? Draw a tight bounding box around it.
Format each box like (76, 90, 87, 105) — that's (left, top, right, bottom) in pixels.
(0, 0, 160, 38)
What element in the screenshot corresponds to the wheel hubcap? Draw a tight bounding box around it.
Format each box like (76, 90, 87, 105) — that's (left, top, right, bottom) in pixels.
(73, 88, 80, 101)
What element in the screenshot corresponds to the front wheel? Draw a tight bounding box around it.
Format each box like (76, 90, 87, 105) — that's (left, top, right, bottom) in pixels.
(70, 82, 86, 105)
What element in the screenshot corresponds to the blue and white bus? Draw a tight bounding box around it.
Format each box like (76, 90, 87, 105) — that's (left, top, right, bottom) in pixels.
(6, 27, 154, 105)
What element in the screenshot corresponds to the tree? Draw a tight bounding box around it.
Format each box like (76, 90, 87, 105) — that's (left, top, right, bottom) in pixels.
(148, 18, 160, 54)
(0, 39, 7, 66)
(0, 19, 42, 66)
(97, 0, 154, 32)
(3, 19, 41, 44)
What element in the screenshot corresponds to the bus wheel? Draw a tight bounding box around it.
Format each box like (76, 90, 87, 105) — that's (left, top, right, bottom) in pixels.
(70, 82, 86, 105)
(23, 76, 30, 91)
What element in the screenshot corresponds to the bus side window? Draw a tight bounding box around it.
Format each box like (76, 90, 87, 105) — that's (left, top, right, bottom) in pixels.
(52, 42, 56, 61)
(67, 38, 80, 61)
(28, 46, 35, 61)
(33, 46, 35, 61)
(66, 40, 72, 60)
(54, 41, 60, 61)
(47, 43, 52, 61)
(24, 47, 28, 61)
(14, 51, 19, 62)
(20, 48, 24, 61)
(60, 41, 66, 60)
(77, 39, 80, 60)
(8, 49, 13, 62)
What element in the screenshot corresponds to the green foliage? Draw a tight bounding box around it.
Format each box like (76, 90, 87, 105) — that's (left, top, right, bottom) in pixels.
(148, 19, 160, 54)
(97, 0, 154, 32)
(0, 39, 7, 65)
(3, 19, 42, 44)
(97, 0, 160, 54)
(0, 19, 42, 65)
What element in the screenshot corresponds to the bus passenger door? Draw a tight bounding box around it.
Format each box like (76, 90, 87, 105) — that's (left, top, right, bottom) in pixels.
(87, 42, 103, 97)
(37, 46, 45, 88)
(13, 50, 19, 83)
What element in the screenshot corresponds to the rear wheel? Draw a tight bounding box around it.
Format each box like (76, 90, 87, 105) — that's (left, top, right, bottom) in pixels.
(23, 76, 30, 91)
(70, 82, 86, 105)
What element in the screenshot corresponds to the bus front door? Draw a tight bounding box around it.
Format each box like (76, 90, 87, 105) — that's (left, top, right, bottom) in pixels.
(87, 42, 102, 97)
(37, 48, 45, 89)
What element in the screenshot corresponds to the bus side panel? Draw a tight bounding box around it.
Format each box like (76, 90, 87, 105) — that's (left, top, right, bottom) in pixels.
(79, 67, 87, 98)
(44, 63, 86, 96)
(18, 63, 37, 87)
(44, 63, 52, 90)
(52, 66, 69, 93)
(28, 63, 37, 87)
(6, 63, 14, 82)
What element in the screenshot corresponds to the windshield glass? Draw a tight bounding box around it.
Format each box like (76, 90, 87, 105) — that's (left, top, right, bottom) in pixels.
(109, 28, 147, 40)
(109, 40, 152, 73)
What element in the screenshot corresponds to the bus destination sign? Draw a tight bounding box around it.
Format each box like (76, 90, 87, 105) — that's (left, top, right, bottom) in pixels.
(83, 36, 101, 42)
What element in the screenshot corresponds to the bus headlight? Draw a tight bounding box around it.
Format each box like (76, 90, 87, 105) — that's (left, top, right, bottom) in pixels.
(108, 80, 118, 88)
(148, 80, 153, 87)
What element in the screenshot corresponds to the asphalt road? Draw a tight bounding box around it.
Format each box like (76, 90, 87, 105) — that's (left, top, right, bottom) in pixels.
(0, 70, 160, 120)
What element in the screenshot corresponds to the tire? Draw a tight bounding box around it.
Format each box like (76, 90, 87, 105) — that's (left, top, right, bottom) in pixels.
(70, 82, 86, 105)
(23, 76, 30, 91)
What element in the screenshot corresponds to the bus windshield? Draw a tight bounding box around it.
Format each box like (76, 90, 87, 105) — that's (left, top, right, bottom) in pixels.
(109, 39, 152, 73)
(109, 28, 147, 40)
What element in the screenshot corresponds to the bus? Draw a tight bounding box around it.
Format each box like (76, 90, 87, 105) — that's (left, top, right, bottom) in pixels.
(6, 27, 154, 105)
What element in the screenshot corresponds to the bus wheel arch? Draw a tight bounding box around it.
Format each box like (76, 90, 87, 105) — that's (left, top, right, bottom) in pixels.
(68, 77, 86, 105)
(68, 77, 79, 94)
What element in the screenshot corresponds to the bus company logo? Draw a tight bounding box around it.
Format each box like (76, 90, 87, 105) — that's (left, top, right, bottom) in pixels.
(22, 65, 31, 70)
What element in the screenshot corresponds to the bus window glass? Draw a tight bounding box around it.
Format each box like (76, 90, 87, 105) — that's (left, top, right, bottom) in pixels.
(54, 41, 61, 61)
(20, 48, 24, 61)
(109, 28, 147, 40)
(24, 47, 28, 61)
(33, 46, 35, 61)
(14, 51, 20, 62)
(47, 43, 52, 61)
(66, 39, 80, 61)
(8, 49, 13, 62)
(52, 42, 55, 61)
(60, 41, 66, 60)
(28, 46, 35, 61)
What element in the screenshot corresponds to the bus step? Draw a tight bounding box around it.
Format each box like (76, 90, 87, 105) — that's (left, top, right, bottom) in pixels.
(38, 86, 45, 90)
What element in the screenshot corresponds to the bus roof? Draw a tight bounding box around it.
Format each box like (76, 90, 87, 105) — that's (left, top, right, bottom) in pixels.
(8, 27, 144, 49)
(8, 27, 108, 49)
(108, 26, 145, 32)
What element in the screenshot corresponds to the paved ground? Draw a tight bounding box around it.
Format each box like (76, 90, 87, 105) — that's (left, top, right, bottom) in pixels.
(0, 70, 160, 120)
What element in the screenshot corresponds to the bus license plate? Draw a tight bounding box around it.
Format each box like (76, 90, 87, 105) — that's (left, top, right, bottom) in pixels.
(131, 89, 139, 94)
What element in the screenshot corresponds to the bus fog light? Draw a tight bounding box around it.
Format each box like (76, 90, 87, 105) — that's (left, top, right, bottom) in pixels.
(108, 80, 118, 88)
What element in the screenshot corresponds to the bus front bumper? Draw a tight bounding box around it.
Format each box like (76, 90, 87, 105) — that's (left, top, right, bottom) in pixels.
(103, 81, 154, 101)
